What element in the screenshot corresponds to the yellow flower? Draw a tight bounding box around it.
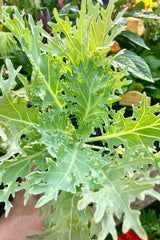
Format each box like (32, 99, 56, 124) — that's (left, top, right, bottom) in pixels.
(150, 2, 157, 8)
(136, 0, 157, 9)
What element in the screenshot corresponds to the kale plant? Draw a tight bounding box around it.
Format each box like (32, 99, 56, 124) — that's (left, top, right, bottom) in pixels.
(0, 0, 160, 239)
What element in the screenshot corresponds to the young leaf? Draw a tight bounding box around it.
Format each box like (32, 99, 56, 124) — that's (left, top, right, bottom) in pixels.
(39, 0, 126, 67)
(1, 10, 64, 109)
(63, 61, 129, 139)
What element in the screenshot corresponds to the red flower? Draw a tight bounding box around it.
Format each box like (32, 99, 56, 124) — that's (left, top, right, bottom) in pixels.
(58, 0, 64, 9)
(118, 230, 150, 240)
(118, 233, 127, 240)
(126, 230, 138, 240)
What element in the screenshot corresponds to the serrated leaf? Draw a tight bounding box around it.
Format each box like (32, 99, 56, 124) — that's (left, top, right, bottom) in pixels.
(28, 144, 102, 207)
(0, 32, 19, 56)
(0, 58, 21, 93)
(1, 10, 64, 109)
(87, 94, 160, 157)
(30, 192, 91, 240)
(63, 61, 128, 134)
(0, 144, 49, 216)
(112, 50, 153, 82)
(88, 0, 127, 50)
(64, 62, 110, 123)
(34, 109, 73, 159)
(121, 30, 150, 50)
(0, 59, 39, 160)
(78, 141, 160, 240)
(38, 0, 126, 67)
(78, 171, 160, 240)
(98, 210, 118, 240)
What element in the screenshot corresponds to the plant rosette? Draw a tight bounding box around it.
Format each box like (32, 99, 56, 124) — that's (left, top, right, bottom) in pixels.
(0, 0, 160, 240)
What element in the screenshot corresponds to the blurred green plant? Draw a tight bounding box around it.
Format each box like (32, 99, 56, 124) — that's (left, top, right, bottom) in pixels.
(140, 208, 160, 240)
(3, 0, 41, 20)
(112, 0, 160, 103)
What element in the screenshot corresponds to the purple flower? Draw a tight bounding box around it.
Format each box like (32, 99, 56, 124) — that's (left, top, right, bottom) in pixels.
(39, 10, 47, 31)
(39, 9, 52, 34)
(45, 9, 51, 23)
(78, 2, 81, 10)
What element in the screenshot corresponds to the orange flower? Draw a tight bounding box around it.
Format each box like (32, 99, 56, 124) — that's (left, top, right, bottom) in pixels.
(110, 40, 121, 52)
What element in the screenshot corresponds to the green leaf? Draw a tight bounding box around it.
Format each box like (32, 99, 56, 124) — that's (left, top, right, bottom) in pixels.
(0, 32, 19, 57)
(64, 62, 111, 124)
(143, 55, 160, 69)
(1, 10, 64, 109)
(28, 144, 102, 207)
(125, 11, 160, 19)
(0, 59, 39, 160)
(121, 30, 150, 50)
(63, 61, 128, 135)
(112, 50, 153, 82)
(87, 94, 160, 157)
(30, 192, 91, 240)
(11, 0, 40, 19)
(0, 144, 49, 216)
(114, 0, 127, 9)
(0, 123, 7, 142)
(78, 166, 160, 240)
(39, 0, 126, 67)
(34, 109, 73, 159)
(140, 209, 160, 240)
(11, 50, 32, 76)
(0, 58, 21, 93)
